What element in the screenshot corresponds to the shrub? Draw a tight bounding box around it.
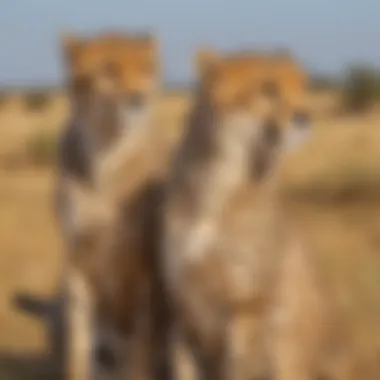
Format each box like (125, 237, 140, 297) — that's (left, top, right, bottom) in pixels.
(0, 91, 8, 108)
(23, 90, 51, 111)
(343, 65, 380, 113)
(309, 74, 339, 92)
(25, 129, 58, 167)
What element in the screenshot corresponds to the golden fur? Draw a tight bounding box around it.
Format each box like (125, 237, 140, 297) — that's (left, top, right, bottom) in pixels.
(61, 30, 159, 155)
(67, 162, 170, 380)
(55, 30, 166, 380)
(195, 48, 308, 120)
(57, 40, 324, 380)
(161, 48, 338, 380)
(64, 45, 312, 380)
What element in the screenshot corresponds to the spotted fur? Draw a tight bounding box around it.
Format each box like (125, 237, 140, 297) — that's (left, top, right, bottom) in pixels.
(54, 30, 165, 380)
(162, 47, 323, 380)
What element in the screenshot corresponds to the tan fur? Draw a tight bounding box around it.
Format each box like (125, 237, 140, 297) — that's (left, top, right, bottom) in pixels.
(64, 103, 174, 380)
(162, 48, 330, 380)
(195, 48, 311, 151)
(195, 48, 308, 119)
(164, 47, 310, 287)
(61, 30, 159, 157)
(55, 30, 164, 380)
(66, 267, 95, 380)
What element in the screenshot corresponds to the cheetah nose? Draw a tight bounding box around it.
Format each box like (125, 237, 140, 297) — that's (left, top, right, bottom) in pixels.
(263, 118, 281, 147)
(124, 91, 146, 109)
(292, 111, 310, 128)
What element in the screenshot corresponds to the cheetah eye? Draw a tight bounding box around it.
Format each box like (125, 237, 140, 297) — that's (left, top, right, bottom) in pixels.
(101, 62, 118, 78)
(72, 74, 93, 93)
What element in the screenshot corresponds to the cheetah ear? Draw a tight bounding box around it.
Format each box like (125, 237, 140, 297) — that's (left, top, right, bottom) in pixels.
(60, 30, 82, 62)
(146, 31, 158, 48)
(273, 47, 292, 59)
(145, 32, 159, 61)
(195, 48, 220, 76)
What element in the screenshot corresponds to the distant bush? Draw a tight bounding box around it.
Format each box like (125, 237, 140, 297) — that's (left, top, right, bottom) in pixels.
(0, 91, 8, 108)
(23, 90, 51, 111)
(25, 129, 58, 166)
(343, 65, 380, 113)
(309, 74, 340, 92)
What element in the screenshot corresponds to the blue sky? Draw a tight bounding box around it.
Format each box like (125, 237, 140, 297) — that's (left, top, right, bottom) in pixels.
(0, 0, 379, 86)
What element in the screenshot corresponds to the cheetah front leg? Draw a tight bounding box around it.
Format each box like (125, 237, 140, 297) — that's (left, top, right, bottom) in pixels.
(66, 268, 95, 380)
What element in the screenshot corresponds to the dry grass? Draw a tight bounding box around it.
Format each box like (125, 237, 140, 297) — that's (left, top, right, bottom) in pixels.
(280, 112, 380, 200)
(0, 89, 379, 378)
